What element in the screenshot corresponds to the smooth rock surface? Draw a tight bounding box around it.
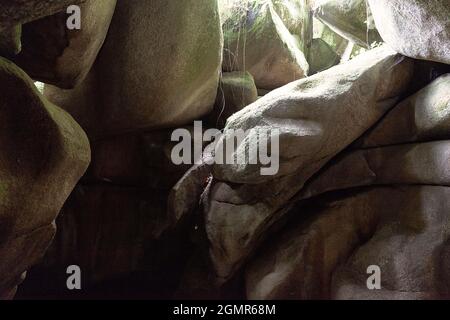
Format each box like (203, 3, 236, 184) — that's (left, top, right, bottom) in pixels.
(222, 0, 309, 89)
(309, 38, 340, 74)
(360, 74, 450, 147)
(247, 186, 450, 299)
(272, 0, 309, 36)
(210, 71, 258, 128)
(14, 0, 117, 88)
(45, 0, 223, 138)
(0, 57, 90, 298)
(246, 189, 381, 299)
(314, 0, 382, 48)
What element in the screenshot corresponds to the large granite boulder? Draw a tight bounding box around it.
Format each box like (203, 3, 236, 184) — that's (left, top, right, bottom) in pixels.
(246, 186, 450, 299)
(368, 0, 450, 65)
(45, 0, 223, 138)
(42, 184, 172, 286)
(14, 0, 117, 89)
(314, 0, 382, 48)
(204, 46, 413, 281)
(0, 57, 90, 299)
(222, 0, 309, 90)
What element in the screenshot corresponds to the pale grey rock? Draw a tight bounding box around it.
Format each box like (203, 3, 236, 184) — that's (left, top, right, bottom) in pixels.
(360, 74, 450, 147)
(332, 186, 450, 300)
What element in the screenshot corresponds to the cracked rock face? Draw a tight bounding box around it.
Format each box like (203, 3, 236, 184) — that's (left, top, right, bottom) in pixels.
(0, 57, 90, 298)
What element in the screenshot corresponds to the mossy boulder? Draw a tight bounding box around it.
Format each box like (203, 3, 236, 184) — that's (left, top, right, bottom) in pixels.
(333, 186, 450, 299)
(0, 57, 90, 298)
(313, 18, 348, 56)
(45, 0, 223, 138)
(314, 0, 382, 48)
(223, 0, 309, 90)
(13, 0, 117, 89)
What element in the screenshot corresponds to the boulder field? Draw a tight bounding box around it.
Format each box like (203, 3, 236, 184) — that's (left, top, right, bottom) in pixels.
(0, 0, 449, 300)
